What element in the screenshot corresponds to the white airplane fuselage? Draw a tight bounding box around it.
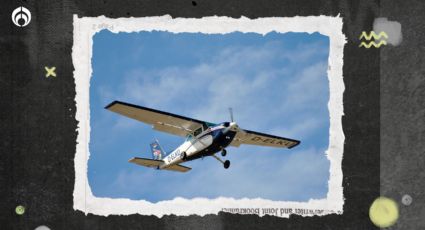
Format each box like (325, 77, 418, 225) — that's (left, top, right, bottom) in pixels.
(159, 122, 238, 169)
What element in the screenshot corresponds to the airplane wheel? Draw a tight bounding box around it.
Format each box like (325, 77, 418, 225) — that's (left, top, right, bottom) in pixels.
(181, 152, 187, 160)
(221, 149, 227, 157)
(224, 160, 230, 169)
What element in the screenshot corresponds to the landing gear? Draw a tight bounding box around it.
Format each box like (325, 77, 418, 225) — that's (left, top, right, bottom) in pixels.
(224, 160, 230, 169)
(221, 149, 227, 157)
(212, 154, 231, 169)
(180, 152, 187, 160)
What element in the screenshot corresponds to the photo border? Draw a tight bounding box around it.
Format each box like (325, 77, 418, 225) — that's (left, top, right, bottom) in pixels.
(72, 15, 346, 217)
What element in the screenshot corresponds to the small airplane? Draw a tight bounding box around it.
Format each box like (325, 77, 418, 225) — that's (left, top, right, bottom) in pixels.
(105, 101, 300, 173)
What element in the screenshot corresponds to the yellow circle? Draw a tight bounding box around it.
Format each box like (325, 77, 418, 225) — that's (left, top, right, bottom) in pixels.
(369, 197, 399, 228)
(15, 205, 25, 215)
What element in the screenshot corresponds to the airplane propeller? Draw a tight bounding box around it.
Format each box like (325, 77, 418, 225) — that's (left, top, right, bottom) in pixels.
(229, 107, 234, 122)
(225, 107, 247, 136)
(224, 107, 244, 134)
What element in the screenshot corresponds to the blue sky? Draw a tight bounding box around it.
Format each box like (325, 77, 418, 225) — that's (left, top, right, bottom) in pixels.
(88, 30, 330, 202)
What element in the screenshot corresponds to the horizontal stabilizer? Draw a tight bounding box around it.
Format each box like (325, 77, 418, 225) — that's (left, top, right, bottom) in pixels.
(128, 157, 191, 173)
(128, 157, 163, 168)
(163, 164, 191, 173)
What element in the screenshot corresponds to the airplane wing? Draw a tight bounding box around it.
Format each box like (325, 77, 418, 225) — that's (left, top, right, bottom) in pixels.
(106, 101, 214, 137)
(230, 129, 300, 149)
(128, 157, 191, 173)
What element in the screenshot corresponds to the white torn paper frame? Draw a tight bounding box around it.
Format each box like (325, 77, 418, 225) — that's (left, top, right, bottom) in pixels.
(72, 15, 346, 218)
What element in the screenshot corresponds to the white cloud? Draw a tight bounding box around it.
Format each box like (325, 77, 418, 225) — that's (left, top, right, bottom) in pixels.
(268, 116, 324, 140)
(284, 61, 329, 109)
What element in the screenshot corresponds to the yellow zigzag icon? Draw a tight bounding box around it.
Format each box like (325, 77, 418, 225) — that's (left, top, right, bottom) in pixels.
(359, 31, 388, 40)
(359, 40, 387, 48)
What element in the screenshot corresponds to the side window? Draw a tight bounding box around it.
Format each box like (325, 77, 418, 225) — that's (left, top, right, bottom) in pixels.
(202, 123, 208, 130)
(186, 134, 193, 141)
(193, 127, 202, 137)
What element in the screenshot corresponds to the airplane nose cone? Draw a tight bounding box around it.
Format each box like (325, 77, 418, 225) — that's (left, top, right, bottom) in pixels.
(223, 122, 239, 134)
(230, 122, 238, 130)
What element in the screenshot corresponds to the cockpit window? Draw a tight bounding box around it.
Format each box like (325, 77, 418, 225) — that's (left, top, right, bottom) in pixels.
(193, 127, 203, 137)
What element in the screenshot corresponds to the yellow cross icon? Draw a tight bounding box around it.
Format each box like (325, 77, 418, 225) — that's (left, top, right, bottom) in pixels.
(45, 66, 56, 78)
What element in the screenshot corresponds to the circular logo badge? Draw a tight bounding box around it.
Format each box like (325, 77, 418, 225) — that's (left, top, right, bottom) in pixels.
(11, 6, 31, 27)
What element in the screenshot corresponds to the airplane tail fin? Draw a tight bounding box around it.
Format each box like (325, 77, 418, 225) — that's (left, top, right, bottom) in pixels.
(150, 139, 165, 160)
